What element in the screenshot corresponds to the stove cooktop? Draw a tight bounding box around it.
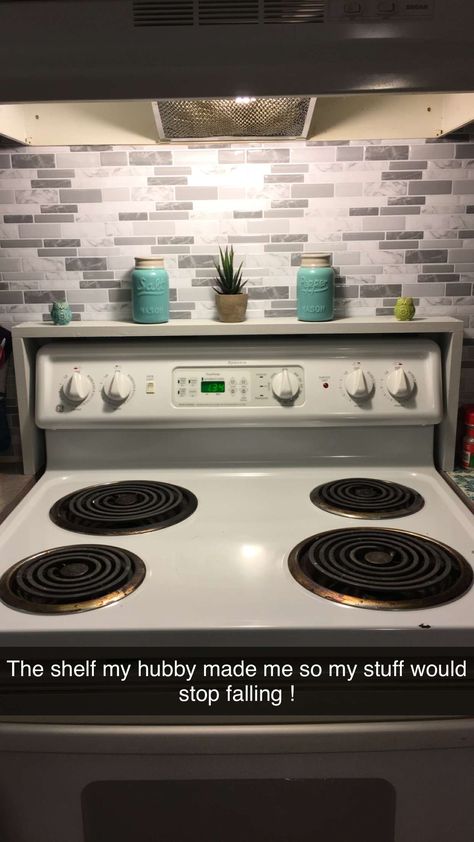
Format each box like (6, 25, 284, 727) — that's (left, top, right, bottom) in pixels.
(0, 465, 472, 644)
(310, 478, 425, 519)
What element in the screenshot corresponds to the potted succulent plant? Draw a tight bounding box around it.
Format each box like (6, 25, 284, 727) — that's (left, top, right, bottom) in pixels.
(213, 246, 248, 323)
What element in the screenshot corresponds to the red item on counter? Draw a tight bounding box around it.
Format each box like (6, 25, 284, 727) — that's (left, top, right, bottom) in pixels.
(462, 405, 474, 469)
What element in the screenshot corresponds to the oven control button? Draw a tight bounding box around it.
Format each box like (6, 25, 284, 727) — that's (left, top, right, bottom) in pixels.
(344, 367, 374, 401)
(62, 372, 92, 404)
(386, 365, 415, 400)
(103, 372, 133, 404)
(271, 369, 300, 403)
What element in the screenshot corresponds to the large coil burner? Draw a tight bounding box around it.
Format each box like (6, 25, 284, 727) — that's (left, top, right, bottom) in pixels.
(288, 528, 473, 610)
(50, 480, 198, 535)
(0, 545, 146, 614)
(310, 478, 424, 519)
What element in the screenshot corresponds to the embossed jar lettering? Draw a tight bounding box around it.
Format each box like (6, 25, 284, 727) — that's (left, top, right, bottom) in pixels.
(297, 254, 334, 323)
(132, 257, 169, 324)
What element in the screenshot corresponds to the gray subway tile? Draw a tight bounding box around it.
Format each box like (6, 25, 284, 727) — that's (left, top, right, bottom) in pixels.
(389, 160, 428, 170)
(406, 249, 448, 263)
(234, 211, 263, 218)
(37, 169, 75, 178)
(114, 237, 156, 245)
(40, 204, 78, 213)
(11, 154, 55, 168)
(271, 200, 308, 208)
(157, 236, 194, 244)
(365, 146, 409, 160)
(458, 231, 474, 239)
(390, 230, 424, 239)
(24, 291, 64, 303)
(34, 214, 75, 222)
(349, 207, 379, 216)
(360, 284, 402, 297)
(3, 215, 33, 223)
(175, 187, 218, 200)
(38, 248, 77, 256)
(65, 258, 107, 271)
(452, 181, 474, 195)
(119, 213, 148, 220)
(410, 144, 455, 159)
(387, 196, 426, 205)
(271, 164, 309, 173)
(44, 239, 81, 248)
(382, 171, 423, 180)
(418, 273, 459, 283)
(0, 155, 11, 168)
(108, 289, 132, 302)
(422, 264, 455, 273)
(448, 249, 474, 262)
(129, 151, 173, 165)
(292, 184, 334, 198)
(178, 255, 215, 268)
(447, 283, 472, 295)
(80, 280, 121, 288)
(147, 177, 189, 185)
(455, 144, 474, 159)
(342, 232, 382, 241)
(264, 174, 304, 183)
(248, 286, 289, 299)
(381, 206, 421, 215)
(83, 271, 115, 279)
(247, 149, 290, 163)
(218, 150, 245, 164)
(100, 152, 128, 166)
(381, 240, 419, 249)
(1, 240, 42, 248)
(0, 292, 24, 303)
(408, 181, 452, 195)
(59, 189, 102, 203)
(19, 223, 61, 238)
(336, 147, 363, 161)
(155, 202, 193, 210)
(32, 179, 72, 188)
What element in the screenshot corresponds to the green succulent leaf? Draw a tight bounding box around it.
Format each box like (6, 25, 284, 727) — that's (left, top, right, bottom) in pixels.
(213, 245, 246, 294)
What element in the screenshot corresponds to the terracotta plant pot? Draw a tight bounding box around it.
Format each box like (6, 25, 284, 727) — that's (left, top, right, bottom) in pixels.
(215, 293, 248, 323)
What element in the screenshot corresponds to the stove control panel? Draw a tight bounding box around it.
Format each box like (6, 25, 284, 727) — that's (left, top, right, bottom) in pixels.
(36, 338, 442, 428)
(172, 366, 304, 407)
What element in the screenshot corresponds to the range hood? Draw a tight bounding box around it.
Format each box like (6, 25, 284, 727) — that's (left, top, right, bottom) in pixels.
(1, 0, 474, 144)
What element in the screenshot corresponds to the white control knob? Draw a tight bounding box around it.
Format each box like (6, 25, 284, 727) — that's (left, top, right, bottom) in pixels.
(62, 371, 91, 404)
(344, 367, 373, 401)
(103, 371, 133, 404)
(386, 366, 415, 400)
(271, 369, 300, 402)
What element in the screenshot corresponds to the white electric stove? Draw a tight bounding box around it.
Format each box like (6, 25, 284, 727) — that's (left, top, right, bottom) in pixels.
(0, 332, 473, 842)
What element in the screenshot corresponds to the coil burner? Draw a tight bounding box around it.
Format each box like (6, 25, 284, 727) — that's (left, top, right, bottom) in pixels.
(50, 480, 198, 535)
(0, 545, 146, 614)
(288, 528, 473, 610)
(310, 478, 425, 519)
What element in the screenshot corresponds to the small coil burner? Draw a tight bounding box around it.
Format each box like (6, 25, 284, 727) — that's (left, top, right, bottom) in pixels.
(288, 528, 473, 610)
(50, 480, 198, 535)
(0, 545, 146, 614)
(310, 478, 424, 519)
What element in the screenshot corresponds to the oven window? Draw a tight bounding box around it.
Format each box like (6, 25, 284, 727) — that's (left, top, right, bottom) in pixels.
(83, 778, 395, 841)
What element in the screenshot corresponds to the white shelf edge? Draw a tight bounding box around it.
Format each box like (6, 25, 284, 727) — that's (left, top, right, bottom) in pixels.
(12, 316, 465, 339)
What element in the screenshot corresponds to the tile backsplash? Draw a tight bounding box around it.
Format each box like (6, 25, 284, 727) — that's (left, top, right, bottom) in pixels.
(1, 136, 473, 460)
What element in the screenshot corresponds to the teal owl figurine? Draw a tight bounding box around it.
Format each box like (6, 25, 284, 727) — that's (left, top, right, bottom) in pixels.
(51, 301, 72, 325)
(394, 297, 415, 321)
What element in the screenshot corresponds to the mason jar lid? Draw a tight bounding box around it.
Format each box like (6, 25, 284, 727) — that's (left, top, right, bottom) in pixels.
(134, 257, 165, 269)
(300, 253, 331, 267)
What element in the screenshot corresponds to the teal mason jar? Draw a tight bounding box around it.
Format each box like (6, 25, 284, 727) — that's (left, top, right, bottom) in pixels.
(296, 253, 334, 322)
(132, 257, 169, 324)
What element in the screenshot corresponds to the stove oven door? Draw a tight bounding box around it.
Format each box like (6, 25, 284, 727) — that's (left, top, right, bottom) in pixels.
(0, 719, 472, 842)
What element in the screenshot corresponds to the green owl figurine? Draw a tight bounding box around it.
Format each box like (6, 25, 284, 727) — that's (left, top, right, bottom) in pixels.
(394, 297, 415, 321)
(50, 300, 72, 325)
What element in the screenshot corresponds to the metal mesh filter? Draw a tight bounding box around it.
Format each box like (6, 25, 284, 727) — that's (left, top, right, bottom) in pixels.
(154, 97, 315, 140)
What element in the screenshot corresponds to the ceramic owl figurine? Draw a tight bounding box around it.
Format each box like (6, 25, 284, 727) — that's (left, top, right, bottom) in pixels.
(394, 297, 416, 321)
(50, 301, 72, 325)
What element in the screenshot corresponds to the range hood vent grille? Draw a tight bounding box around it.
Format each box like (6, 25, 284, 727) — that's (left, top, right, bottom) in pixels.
(153, 97, 316, 140)
(133, 0, 326, 27)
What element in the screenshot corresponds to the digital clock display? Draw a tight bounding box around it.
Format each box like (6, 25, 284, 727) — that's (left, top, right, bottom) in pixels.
(201, 381, 225, 393)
